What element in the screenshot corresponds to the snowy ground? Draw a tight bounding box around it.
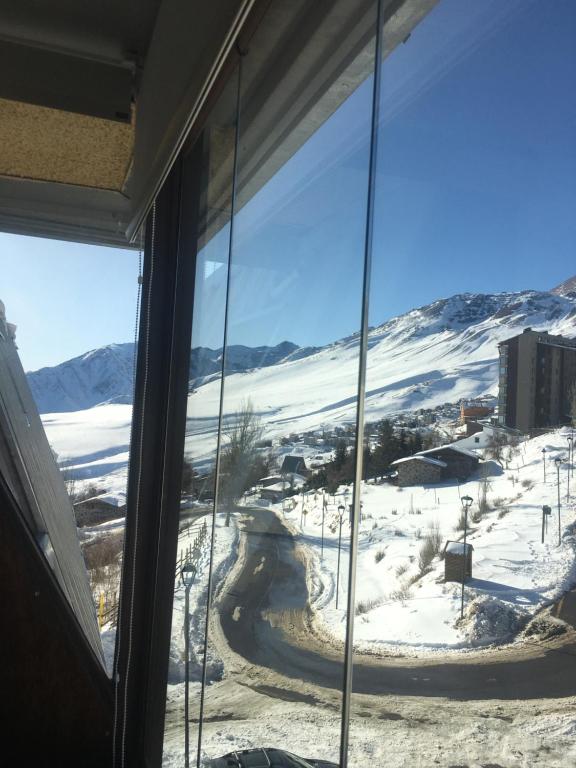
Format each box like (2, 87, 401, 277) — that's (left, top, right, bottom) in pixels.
(40, 402, 576, 766)
(162, 689, 576, 768)
(277, 429, 576, 653)
(42, 402, 132, 504)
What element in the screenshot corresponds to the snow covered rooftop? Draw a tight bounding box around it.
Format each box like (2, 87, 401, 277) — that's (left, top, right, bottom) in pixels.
(391, 455, 447, 468)
(445, 541, 474, 555)
(418, 444, 479, 459)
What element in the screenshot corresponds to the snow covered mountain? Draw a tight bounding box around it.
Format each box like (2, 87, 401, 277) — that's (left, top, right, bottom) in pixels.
(27, 343, 135, 414)
(30, 287, 576, 421)
(551, 275, 576, 297)
(39, 286, 576, 485)
(182, 288, 576, 463)
(27, 340, 317, 413)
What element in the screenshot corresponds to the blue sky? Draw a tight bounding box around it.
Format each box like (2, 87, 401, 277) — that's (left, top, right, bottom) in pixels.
(0, 234, 139, 370)
(1, 0, 575, 367)
(208, 0, 576, 349)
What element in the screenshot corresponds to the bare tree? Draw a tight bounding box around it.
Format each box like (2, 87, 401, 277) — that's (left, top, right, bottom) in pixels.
(219, 399, 264, 523)
(486, 430, 508, 468)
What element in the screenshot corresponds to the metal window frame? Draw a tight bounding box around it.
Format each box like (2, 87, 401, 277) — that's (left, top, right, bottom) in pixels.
(112, 151, 199, 768)
(114, 1, 390, 765)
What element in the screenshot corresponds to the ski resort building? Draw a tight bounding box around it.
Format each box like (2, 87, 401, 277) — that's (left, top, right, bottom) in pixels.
(1, 1, 575, 767)
(498, 328, 576, 432)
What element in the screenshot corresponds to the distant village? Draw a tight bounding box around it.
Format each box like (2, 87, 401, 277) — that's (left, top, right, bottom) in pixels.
(244, 327, 576, 504)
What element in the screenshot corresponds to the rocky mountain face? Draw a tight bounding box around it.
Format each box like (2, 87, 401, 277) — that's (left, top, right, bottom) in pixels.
(551, 275, 576, 298)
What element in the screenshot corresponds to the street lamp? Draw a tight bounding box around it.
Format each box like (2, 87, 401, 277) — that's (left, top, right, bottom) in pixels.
(567, 437, 573, 501)
(321, 489, 327, 561)
(460, 495, 473, 620)
(542, 447, 547, 483)
(555, 457, 562, 546)
(181, 561, 197, 768)
(336, 504, 345, 609)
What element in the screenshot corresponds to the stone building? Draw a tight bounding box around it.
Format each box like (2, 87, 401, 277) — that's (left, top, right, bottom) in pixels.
(391, 455, 446, 487)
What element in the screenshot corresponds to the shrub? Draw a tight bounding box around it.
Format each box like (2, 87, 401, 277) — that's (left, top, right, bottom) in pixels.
(374, 549, 385, 564)
(390, 580, 412, 602)
(82, 533, 123, 592)
(521, 479, 535, 490)
(471, 508, 483, 524)
(417, 521, 442, 574)
(83, 534, 122, 570)
(356, 598, 381, 616)
(395, 562, 408, 577)
(498, 507, 510, 519)
(418, 537, 436, 574)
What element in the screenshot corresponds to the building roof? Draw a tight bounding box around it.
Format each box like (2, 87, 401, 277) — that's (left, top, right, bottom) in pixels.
(0, 311, 103, 661)
(445, 540, 474, 555)
(281, 455, 307, 473)
(418, 444, 479, 460)
(391, 455, 447, 468)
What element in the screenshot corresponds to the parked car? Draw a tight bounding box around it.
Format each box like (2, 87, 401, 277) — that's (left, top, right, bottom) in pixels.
(209, 747, 339, 768)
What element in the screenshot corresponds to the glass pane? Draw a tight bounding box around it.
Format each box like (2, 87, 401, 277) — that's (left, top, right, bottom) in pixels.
(162, 72, 239, 767)
(200, 0, 377, 764)
(351, 1, 576, 766)
(0, 235, 140, 671)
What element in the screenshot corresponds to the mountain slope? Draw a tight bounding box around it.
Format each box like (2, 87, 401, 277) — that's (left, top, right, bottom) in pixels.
(182, 289, 576, 463)
(39, 287, 576, 483)
(28, 340, 316, 413)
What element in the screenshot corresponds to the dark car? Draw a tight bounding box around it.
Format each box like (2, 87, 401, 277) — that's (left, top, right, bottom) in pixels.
(209, 747, 339, 768)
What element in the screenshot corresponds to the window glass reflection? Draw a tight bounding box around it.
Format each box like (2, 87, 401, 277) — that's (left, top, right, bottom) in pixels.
(351, 0, 576, 765)
(199, 0, 377, 762)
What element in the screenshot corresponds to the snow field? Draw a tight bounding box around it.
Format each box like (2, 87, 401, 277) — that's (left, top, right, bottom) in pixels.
(280, 430, 576, 652)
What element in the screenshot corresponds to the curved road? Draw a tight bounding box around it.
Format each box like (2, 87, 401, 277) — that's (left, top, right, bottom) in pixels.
(215, 507, 576, 701)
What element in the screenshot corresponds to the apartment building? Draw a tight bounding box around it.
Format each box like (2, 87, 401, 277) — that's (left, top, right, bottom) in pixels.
(498, 328, 576, 431)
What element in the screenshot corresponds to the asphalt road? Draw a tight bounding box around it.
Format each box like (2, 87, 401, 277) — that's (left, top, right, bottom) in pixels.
(216, 507, 576, 701)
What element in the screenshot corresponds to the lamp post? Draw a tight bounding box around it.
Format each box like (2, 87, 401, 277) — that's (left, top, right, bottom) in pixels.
(542, 505, 551, 544)
(460, 495, 473, 620)
(567, 437, 573, 501)
(336, 504, 345, 609)
(321, 490, 326, 561)
(181, 561, 197, 768)
(555, 457, 562, 547)
(542, 447, 547, 483)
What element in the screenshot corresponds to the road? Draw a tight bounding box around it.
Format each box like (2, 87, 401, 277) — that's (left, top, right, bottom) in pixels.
(215, 507, 576, 701)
